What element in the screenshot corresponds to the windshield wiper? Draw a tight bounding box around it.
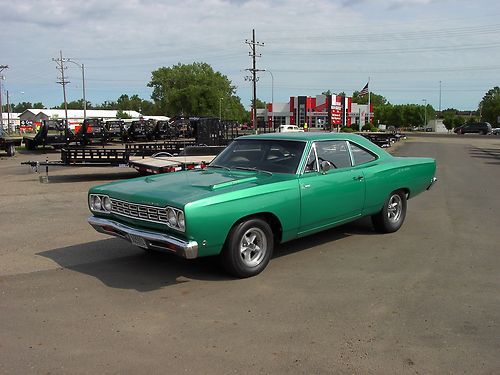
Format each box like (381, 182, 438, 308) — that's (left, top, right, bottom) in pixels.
(234, 166, 273, 176)
(207, 164, 231, 171)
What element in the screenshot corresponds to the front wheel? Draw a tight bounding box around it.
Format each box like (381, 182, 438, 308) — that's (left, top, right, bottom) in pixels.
(372, 190, 407, 233)
(221, 218, 274, 278)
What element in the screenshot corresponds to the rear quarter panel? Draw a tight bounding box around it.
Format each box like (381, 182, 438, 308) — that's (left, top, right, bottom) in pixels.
(363, 157, 436, 215)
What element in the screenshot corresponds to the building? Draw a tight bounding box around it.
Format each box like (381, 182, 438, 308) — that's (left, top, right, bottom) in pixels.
(255, 94, 373, 131)
(1, 112, 21, 131)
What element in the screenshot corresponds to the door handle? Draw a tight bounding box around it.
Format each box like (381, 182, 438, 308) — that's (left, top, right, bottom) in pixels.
(353, 176, 364, 181)
(303, 184, 311, 189)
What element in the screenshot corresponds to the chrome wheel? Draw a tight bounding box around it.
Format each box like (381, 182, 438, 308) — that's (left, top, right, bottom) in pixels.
(239, 227, 267, 267)
(387, 194, 403, 223)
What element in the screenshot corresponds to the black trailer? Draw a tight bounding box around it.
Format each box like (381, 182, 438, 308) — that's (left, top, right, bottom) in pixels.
(23, 119, 71, 150)
(0, 128, 22, 156)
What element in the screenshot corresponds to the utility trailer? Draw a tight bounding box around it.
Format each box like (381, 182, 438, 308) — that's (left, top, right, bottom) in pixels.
(23, 119, 70, 150)
(129, 145, 226, 174)
(0, 128, 22, 156)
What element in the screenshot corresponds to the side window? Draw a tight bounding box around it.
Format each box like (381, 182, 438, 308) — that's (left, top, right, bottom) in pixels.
(349, 142, 377, 165)
(305, 146, 318, 172)
(315, 140, 352, 169)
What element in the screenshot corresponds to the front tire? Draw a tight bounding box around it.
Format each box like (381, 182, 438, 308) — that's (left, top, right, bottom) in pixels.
(372, 190, 407, 233)
(222, 218, 274, 278)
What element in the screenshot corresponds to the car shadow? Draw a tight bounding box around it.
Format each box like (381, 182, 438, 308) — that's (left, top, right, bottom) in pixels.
(38, 239, 231, 292)
(274, 216, 376, 258)
(38, 217, 377, 291)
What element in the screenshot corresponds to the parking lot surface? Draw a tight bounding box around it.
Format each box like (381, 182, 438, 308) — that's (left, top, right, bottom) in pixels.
(1, 134, 499, 374)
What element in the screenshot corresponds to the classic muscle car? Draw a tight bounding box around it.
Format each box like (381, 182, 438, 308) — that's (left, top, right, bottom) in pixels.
(88, 132, 437, 278)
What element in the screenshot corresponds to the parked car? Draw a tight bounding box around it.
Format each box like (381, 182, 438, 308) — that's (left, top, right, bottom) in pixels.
(88, 133, 437, 278)
(454, 122, 492, 135)
(492, 128, 500, 136)
(279, 125, 304, 132)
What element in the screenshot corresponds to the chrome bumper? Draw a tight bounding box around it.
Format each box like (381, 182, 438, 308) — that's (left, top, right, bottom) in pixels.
(427, 177, 438, 190)
(88, 216, 198, 259)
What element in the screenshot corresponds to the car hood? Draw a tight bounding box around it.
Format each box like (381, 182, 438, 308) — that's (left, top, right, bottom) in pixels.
(90, 169, 290, 208)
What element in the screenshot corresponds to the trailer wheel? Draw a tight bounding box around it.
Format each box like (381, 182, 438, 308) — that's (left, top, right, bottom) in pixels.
(6, 144, 16, 157)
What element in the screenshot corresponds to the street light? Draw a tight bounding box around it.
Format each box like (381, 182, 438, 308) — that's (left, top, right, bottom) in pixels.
(263, 70, 274, 131)
(67, 59, 87, 121)
(219, 97, 223, 125)
(422, 99, 427, 129)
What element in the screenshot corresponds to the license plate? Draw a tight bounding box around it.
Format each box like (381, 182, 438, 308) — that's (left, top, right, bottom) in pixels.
(129, 234, 148, 249)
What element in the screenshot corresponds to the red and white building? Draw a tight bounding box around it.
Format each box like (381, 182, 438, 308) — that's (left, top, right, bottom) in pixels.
(255, 94, 373, 130)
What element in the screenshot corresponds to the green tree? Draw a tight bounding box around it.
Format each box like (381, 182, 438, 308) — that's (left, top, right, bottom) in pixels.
(479, 86, 500, 125)
(352, 91, 388, 106)
(148, 62, 247, 122)
(253, 98, 266, 109)
(116, 109, 132, 119)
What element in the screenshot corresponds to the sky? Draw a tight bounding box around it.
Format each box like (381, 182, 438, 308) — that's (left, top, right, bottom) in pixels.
(1, 0, 499, 111)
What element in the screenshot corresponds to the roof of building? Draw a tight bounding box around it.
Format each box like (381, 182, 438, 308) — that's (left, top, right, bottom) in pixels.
(19, 109, 143, 119)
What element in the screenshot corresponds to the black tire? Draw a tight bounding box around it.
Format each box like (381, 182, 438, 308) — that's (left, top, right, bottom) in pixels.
(372, 190, 407, 233)
(221, 218, 274, 278)
(6, 144, 16, 157)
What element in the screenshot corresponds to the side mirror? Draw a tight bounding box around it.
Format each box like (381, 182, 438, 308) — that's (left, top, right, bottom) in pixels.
(320, 160, 332, 174)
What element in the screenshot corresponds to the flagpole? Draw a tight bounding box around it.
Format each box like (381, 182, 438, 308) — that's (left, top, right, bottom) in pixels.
(367, 76, 371, 125)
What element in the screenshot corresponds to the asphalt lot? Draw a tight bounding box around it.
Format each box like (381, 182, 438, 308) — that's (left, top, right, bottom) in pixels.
(0, 134, 499, 374)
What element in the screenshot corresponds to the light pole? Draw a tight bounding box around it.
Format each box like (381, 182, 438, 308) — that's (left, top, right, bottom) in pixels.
(67, 59, 87, 121)
(422, 99, 427, 129)
(219, 97, 223, 125)
(264, 70, 274, 131)
(0, 65, 9, 131)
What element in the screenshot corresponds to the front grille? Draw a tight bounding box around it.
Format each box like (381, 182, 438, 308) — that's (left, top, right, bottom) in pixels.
(110, 198, 168, 224)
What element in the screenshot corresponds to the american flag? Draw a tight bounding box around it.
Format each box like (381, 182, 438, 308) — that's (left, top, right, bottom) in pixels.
(358, 82, 369, 97)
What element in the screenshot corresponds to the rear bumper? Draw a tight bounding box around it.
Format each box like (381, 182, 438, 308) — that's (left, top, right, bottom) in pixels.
(88, 216, 198, 259)
(427, 177, 438, 190)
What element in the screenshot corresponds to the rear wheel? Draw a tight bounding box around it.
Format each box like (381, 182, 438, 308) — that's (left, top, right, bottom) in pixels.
(6, 144, 16, 156)
(221, 218, 274, 278)
(372, 190, 407, 233)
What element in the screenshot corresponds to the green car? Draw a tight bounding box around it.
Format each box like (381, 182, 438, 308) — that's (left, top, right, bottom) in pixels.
(88, 133, 437, 278)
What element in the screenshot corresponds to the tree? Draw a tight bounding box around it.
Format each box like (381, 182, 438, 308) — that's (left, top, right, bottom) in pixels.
(116, 109, 132, 119)
(148, 62, 247, 122)
(254, 98, 266, 109)
(479, 86, 500, 125)
(352, 91, 388, 106)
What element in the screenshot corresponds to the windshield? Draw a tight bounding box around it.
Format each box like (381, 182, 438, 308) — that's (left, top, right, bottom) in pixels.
(210, 139, 306, 174)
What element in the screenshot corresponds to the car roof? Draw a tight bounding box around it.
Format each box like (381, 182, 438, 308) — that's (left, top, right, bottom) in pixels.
(239, 131, 366, 142)
(236, 131, 392, 158)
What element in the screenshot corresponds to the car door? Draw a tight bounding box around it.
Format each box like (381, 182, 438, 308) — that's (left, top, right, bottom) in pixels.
(298, 140, 366, 235)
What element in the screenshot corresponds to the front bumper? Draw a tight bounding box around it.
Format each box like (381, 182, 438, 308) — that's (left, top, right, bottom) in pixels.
(88, 216, 198, 259)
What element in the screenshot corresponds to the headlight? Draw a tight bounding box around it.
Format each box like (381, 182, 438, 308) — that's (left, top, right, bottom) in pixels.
(167, 208, 178, 227)
(91, 195, 102, 211)
(177, 211, 185, 231)
(102, 196, 112, 212)
(89, 194, 111, 213)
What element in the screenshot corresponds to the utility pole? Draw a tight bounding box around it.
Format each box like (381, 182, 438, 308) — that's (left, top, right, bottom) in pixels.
(52, 51, 69, 131)
(245, 29, 264, 133)
(0, 65, 9, 131)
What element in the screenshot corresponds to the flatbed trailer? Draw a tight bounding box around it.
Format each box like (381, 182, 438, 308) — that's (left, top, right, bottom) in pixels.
(0, 134, 22, 157)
